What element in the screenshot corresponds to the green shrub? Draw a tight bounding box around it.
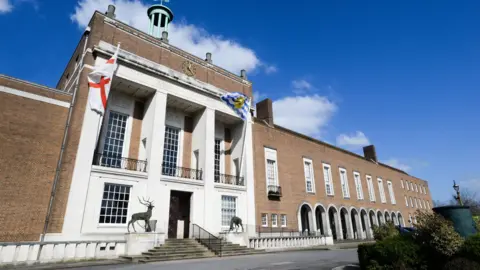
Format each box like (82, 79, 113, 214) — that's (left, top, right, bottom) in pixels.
(413, 210, 464, 257)
(372, 221, 399, 241)
(358, 243, 375, 270)
(461, 233, 480, 262)
(442, 257, 480, 270)
(358, 235, 425, 270)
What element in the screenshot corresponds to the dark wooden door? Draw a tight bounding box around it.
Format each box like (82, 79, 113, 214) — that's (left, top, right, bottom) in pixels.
(168, 194, 181, 238)
(168, 191, 192, 239)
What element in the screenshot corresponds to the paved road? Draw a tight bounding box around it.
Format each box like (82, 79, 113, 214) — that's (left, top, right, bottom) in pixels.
(81, 249, 358, 270)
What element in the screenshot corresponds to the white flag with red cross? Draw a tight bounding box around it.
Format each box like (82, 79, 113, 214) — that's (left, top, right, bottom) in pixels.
(88, 43, 120, 115)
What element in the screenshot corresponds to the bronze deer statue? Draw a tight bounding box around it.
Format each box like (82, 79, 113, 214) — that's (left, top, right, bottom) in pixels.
(127, 197, 155, 233)
(229, 216, 244, 232)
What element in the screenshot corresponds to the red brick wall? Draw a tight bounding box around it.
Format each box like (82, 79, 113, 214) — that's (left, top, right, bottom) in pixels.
(252, 121, 434, 230)
(0, 82, 70, 241)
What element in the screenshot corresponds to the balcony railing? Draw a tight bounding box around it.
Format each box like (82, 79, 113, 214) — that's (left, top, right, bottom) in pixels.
(162, 164, 203, 180)
(214, 173, 244, 186)
(93, 153, 147, 172)
(268, 185, 282, 197)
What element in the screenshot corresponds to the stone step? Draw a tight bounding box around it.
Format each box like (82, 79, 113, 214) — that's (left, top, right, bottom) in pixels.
(142, 251, 214, 258)
(157, 244, 204, 248)
(150, 247, 207, 252)
(143, 250, 211, 256)
(138, 253, 216, 263)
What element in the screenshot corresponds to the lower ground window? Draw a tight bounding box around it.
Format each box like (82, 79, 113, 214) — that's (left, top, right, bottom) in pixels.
(221, 195, 237, 227)
(281, 214, 287, 227)
(99, 183, 131, 224)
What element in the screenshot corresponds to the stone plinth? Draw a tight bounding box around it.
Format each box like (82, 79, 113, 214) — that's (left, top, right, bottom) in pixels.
(125, 232, 165, 256)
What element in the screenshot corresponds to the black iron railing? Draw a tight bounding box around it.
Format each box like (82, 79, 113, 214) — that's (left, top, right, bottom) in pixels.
(192, 223, 222, 256)
(93, 153, 147, 172)
(268, 185, 282, 197)
(161, 164, 203, 180)
(214, 173, 244, 186)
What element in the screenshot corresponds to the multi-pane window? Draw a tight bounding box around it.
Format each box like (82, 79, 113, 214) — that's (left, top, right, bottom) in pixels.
(266, 160, 278, 186)
(265, 147, 279, 192)
(221, 195, 236, 227)
(366, 175, 376, 202)
(414, 198, 418, 208)
(415, 184, 418, 193)
(261, 213, 268, 227)
(281, 214, 287, 227)
(99, 183, 130, 224)
(401, 180, 404, 189)
(426, 201, 430, 209)
(387, 181, 396, 204)
(304, 159, 315, 193)
(410, 197, 414, 208)
(162, 126, 180, 176)
(354, 172, 364, 200)
(423, 186, 427, 194)
(272, 214, 278, 227)
(405, 196, 409, 207)
(339, 168, 350, 198)
(214, 139, 221, 181)
(323, 164, 334, 196)
(406, 181, 410, 190)
(410, 182, 414, 191)
(101, 111, 128, 168)
(423, 200, 426, 209)
(377, 178, 387, 203)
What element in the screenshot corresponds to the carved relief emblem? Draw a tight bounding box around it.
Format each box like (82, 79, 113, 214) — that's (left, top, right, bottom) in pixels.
(182, 60, 196, 77)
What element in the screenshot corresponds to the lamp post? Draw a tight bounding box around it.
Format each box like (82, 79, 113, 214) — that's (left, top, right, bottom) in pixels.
(453, 180, 463, 206)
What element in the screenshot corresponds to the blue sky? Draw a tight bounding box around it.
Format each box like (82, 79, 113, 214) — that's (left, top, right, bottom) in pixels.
(0, 0, 478, 202)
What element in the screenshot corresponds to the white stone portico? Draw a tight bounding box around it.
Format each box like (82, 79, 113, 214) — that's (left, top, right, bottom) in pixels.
(44, 41, 256, 242)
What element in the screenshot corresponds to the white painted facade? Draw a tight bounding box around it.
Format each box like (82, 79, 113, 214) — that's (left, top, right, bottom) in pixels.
(45, 41, 256, 241)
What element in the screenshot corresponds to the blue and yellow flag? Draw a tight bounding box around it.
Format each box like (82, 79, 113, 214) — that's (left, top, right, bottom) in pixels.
(220, 92, 250, 121)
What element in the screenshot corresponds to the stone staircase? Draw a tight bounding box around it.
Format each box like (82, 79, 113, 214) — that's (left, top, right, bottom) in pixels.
(203, 238, 265, 257)
(121, 238, 216, 263)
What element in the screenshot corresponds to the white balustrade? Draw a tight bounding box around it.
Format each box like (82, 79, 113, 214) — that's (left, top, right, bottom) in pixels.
(0, 241, 126, 266)
(248, 235, 333, 250)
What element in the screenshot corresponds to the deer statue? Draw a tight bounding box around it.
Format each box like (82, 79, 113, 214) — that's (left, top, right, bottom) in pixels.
(229, 216, 244, 232)
(127, 197, 155, 233)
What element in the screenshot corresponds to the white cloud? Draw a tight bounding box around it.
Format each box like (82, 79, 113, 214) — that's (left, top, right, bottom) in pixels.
(273, 95, 337, 138)
(383, 158, 412, 172)
(0, 0, 13, 13)
(70, 0, 270, 74)
(264, 65, 277, 74)
(336, 131, 370, 149)
(292, 79, 312, 90)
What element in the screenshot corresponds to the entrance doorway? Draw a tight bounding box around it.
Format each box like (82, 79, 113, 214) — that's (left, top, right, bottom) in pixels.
(168, 190, 192, 239)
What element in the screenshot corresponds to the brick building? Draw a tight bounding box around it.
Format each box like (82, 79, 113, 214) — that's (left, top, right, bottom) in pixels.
(253, 98, 433, 240)
(0, 4, 256, 242)
(0, 3, 433, 244)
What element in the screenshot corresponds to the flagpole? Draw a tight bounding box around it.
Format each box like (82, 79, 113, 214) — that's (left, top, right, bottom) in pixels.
(237, 98, 250, 184)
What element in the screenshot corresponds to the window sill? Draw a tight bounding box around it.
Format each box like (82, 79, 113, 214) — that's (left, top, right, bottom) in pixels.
(91, 166, 148, 180)
(306, 192, 316, 195)
(214, 183, 247, 191)
(161, 175, 205, 186)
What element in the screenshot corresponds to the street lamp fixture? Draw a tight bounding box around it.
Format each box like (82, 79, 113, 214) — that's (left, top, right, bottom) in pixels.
(453, 180, 463, 206)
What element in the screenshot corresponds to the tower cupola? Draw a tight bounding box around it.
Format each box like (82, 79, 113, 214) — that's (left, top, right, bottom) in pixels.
(147, 1, 174, 40)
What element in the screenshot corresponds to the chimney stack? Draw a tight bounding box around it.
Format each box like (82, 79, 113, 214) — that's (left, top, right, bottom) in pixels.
(363, 145, 377, 163)
(256, 98, 274, 126)
(205, 52, 212, 63)
(240, 69, 247, 79)
(106, 5, 116, 18)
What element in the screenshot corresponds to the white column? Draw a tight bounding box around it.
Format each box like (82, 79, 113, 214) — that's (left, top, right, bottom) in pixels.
(60, 74, 105, 239)
(200, 108, 215, 231)
(145, 91, 167, 230)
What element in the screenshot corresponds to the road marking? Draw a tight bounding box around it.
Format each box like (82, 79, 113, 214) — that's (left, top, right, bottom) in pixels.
(270, 261, 293, 266)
